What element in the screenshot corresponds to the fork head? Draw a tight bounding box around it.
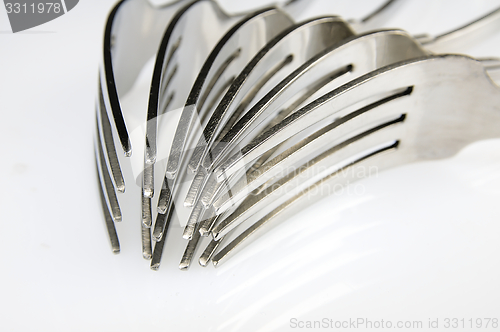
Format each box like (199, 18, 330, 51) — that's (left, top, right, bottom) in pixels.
(100, 0, 187, 156)
(193, 29, 429, 211)
(207, 55, 500, 262)
(179, 16, 357, 216)
(209, 55, 500, 217)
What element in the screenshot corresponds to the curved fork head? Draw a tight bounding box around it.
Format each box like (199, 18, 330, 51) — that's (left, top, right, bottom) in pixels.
(162, 7, 294, 179)
(180, 16, 356, 211)
(203, 29, 428, 176)
(197, 29, 429, 212)
(209, 55, 500, 263)
(188, 16, 355, 174)
(142, 0, 260, 201)
(214, 55, 500, 191)
(151, 5, 295, 235)
(100, 0, 187, 156)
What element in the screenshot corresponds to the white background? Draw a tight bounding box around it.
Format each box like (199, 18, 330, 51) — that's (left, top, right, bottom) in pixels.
(1, 0, 500, 331)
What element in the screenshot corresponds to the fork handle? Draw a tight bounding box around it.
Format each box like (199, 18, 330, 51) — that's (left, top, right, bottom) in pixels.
(418, 6, 500, 53)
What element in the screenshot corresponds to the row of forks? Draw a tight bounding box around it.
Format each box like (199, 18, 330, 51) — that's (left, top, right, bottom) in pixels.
(94, 0, 500, 270)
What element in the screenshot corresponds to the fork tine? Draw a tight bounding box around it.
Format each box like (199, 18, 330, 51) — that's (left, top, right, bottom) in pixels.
(164, 8, 294, 181)
(95, 118, 122, 223)
(142, 194, 152, 228)
(97, 80, 125, 193)
(184, 167, 208, 208)
(212, 87, 413, 213)
(95, 162, 120, 254)
(212, 140, 399, 266)
(143, 1, 193, 167)
(153, 177, 173, 240)
(179, 220, 202, 270)
(199, 212, 222, 237)
(199, 236, 225, 267)
(205, 30, 428, 177)
(141, 225, 153, 260)
(150, 211, 173, 271)
(101, 5, 132, 156)
(212, 115, 405, 240)
(101, 0, 189, 157)
(183, 200, 205, 240)
(142, 163, 154, 198)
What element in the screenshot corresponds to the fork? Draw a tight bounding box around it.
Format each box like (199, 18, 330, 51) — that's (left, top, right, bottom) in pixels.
(99, 0, 186, 158)
(166, 4, 500, 269)
(179, 4, 411, 211)
(211, 6, 500, 186)
(147, 3, 295, 246)
(180, 5, 500, 231)
(190, 6, 500, 242)
(154, 1, 405, 269)
(154, 1, 401, 240)
(210, 54, 500, 265)
(174, 16, 356, 242)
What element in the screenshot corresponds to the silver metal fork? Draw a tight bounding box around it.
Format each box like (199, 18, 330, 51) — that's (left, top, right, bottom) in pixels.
(187, 7, 500, 253)
(99, 0, 186, 158)
(209, 54, 500, 265)
(177, 3, 410, 214)
(168, 4, 500, 270)
(157, 1, 403, 244)
(179, 5, 500, 238)
(147, 3, 295, 247)
(96, 0, 188, 258)
(209, 6, 500, 194)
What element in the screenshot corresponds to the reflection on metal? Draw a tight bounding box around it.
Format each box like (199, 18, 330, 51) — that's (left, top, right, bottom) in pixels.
(94, 0, 500, 270)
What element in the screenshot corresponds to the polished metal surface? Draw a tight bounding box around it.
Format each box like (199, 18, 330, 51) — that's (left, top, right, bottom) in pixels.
(162, 7, 293, 180)
(100, 0, 186, 156)
(96, 82, 125, 193)
(157, 0, 404, 248)
(212, 55, 500, 264)
(171, 4, 500, 266)
(176, 16, 355, 241)
(96, 162, 120, 254)
(93, 0, 500, 271)
(205, 30, 428, 212)
(200, 11, 500, 213)
(151, 4, 295, 243)
(177, 0, 413, 213)
(95, 120, 122, 223)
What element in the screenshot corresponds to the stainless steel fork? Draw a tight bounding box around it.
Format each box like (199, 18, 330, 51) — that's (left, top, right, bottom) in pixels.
(210, 54, 500, 265)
